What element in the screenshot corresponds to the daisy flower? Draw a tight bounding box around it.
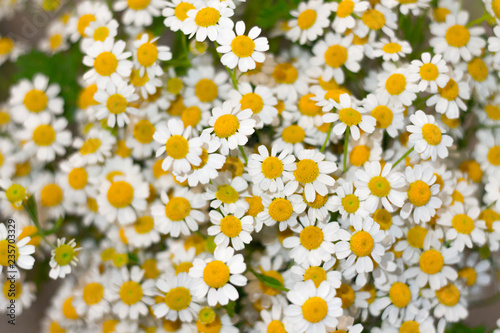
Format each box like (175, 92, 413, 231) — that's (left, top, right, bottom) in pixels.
(330, 179, 369, 222)
(363, 93, 405, 138)
(71, 128, 117, 165)
(376, 64, 419, 107)
(18, 113, 72, 163)
(8, 73, 63, 123)
(183, 65, 231, 107)
(283, 216, 339, 267)
(291, 187, 338, 223)
(269, 51, 309, 102)
(367, 37, 412, 62)
(228, 82, 277, 128)
(189, 246, 247, 306)
(153, 272, 202, 322)
(39, 22, 69, 54)
(162, 0, 196, 32)
(322, 93, 376, 141)
(407, 110, 453, 161)
(82, 38, 133, 88)
(67, 1, 112, 42)
(59, 159, 99, 206)
(408, 52, 449, 93)
(354, 161, 406, 213)
(110, 266, 155, 320)
(273, 123, 308, 154)
(113, 0, 167, 27)
(431, 282, 469, 325)
(0, 35, 25, 66)
(256, 193, 300, 232)
(208, 209, 254, 250)
(255, 305, 288, 333)
(181, 0, 235, 42)
(205, 172, 249, 214)
(284, 280, 343, 333)
(126, 109, 164, 160)
(204, 101, 256, 155)
(355, 4, 398, 38)
(153, 117, 203, 175)
(429, 11, 485, 64)
(426, 71, 470, 119)
(381, 0, 430, 15)
(0, 277, 36, 316)
(49, 238, 81, 279)
(0, 223, 35, 276)
(0, 180, 28, 207)
(217, 21, 269, 72)
(152, 189, 206, 237)
(123, 215, 161, 249)
(330, 0, 369, 33)
(81, 18, 119, 51)
(286, 0, 331, 45)
(133, 34, 172, 78)
(72, 270, 111, 320)
(94, 79, 139, 128)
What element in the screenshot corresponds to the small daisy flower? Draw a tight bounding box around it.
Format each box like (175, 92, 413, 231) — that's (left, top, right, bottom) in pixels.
(81, 18, 119, 50)
(217, 21, 269, 72)
(255, 304, 288, 333)
(113, 0, 167, 27)
(181, 0, 235, 42)
(0, 180, 28, 207)
(323, 93, 376, 141)
(59, 159, 99, 206)
(430, 282, 469, 325)
(133, 34, 172, 78)
(49, 238, 81, 280)
(72, 270, 111, 320)
(0, 223, 35, 275)
(330, 179, 369, 222)
(355, 4, 398, 38)
(381, 0, 430, 15)
(39, 21, 69, 54)
(426, 72, 470, 119)
(71, 128, 117, 165)
(163, 0, 196, 32)
(407, 110, 453, 161)
(475, 129, 500, 177)
(123, 215, 161, 249)
(205, 172, 249, 214)
(330, 0, 369, 33)
(126, 109, 164, 160)
(284, 280, 343, 333)
(208, 209, 254, 250)
(376, 64, 419, 107)
(67, 1, 112, 42)
(228, 82, 277, 128)
(0, 277, 36, 316)
(257, 193, 301, 232)
(286, 0, 331, 44)
(94, 79, 139, 128)
(189, 246, 247, 306)
(0, 35, 25, 66)
(368, 37, 412, 62)
(408, 52, 449, 93)
(183, 65, 231, 108)
(363, 93, 405, 138)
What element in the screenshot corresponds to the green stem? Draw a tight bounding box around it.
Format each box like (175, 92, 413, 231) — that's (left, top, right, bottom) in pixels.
(466, 11, 491, 27)
(22, 199, 55, 249)
(392, 146, 415, 169)
(213, 41, 239, 90)
(343, 127, 350, 172)
(487, 200, 497, 209)
(239, 146, 248, 165)
(320, 123, 333, 153)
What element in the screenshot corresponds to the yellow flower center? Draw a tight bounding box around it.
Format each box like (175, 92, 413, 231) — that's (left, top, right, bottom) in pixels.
(54, 244, 75, 266)
(267, 320, 286, 333)
(0, 110, 10, 125)
(373, 208, 393, 230)
(368, 176, 391, 197)
(419, 63, 439, 81)
(165, 135, 189, 159)
(221, 156, 244, 177)
(324, 45, 348, 68)
(491, 0, 500, 19)
(282, 124, 305, 143)
(24, 90, 48, 113)
(488, 146, 500, 166)
(214, 114, 240, 138)
(107, 181, 134, 208)
(336, 283, 355, 309)
(362, 9, 386, 30)
(220, 215, 242, 238)
(419, 249, 444, 274)
(231, 35, 255, 58)
(342, 194, 360, 213)
(273, 63, 298, 84)
(137, 42, 158, 67)
(33, 124, 56, 146)
(298, 93, 322, 116)
(62, 297, 79, 320)
(165, 287, 192, 311)
(127, 0, 151, 10)
(261, 156, 284, 179)
(167, 77, 184, 94)
(421, 123, 442, 146)
(297, 9, 317, 29)
(441, 114, 460, 129)
(50, 34, 62, 50)
(119, 281, 143, 305)
(439, 78, 459, 101)
(77, 14, 96, 37)
(350, 145, 370, 167)
(433, 7, 450, 22)
(458, 267, 477, 286)
(294, 159, 319, 184)
(0, 37, 14, 55)
(80, 138, 101, 155)
(203, 260, 230, 288)
(371, 105, 393, 129)
(302, 297, 328, 323)
(389, 282, 411, 308)
(304, 192, 329, 209)
(216, 184, 239, 204)
(83, 282, 104, 305)
(300, 226, 324, 250)
(195, 7, 221, 27)
(399, 321, 420, 333)
(467, 58, 488, 82)
(304, 266, 327, 287)
(3, 281, 21, 300)
(485, 104, 500, 120)
(0, 240, 18, 266)
(259, 270, 284, 296)
(41, 184, 63, 207)
(339, 107, 362, 126)
(5, 184, 26, 205)
(130, 70, 149, 87)
(68, 167, 88, 190)
(175, 262, 193, 275)
(175, 2, 195, 20)
(383, 42, 402, 54)
(337, 0, 355, 18)
(445, 25, 470, 47)
(451, 214, 475, 234)
(350, 230, 374, 257)
(106, 94, 128, 114)
(246, 196, 264, 217)
(196, 315, 222, 333)
(407, 180, 431, 207)
(268, 198, 293, 222)
(480, 209, 500, 232)
(165, 197, 191, 221)
(134, 216, 155, 234)
(385, 73, 406, 95)
(435, 283, 460, 306)
(240, 93, 264, 114)
(132, 119, 154, 144)
(190, 148, 208, 170)
(93, 26, 109, 42)
(94, 52, 118, 76)
(195, 78, 218, 102)
(181, 106, 202, 128)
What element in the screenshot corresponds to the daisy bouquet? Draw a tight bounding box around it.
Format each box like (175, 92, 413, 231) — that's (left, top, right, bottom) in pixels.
(1, 0, 500, 332)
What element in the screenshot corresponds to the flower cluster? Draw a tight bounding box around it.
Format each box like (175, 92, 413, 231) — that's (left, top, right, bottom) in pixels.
(0, 0, 500, 332)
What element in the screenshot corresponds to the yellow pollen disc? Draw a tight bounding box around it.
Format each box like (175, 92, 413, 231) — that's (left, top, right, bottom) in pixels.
(259, 270, 284, 296)
(419, 249, 444, 274)
(485, 104, 500, 120)
(325, 88, 348, 103)
(0, 110, 10, 125)
(294, 159, 319, 183)
(3, 281, 21, 300)
(80, 138, 101, 155)
(268, 198, 293, 222)
(196, 78, 219, 103)
(382, 42, 402, 54)
(298, 93, 322, 116)
(13, 161, 30, 178)
(41, 184, 63, 207)
(337, 0, 355, 18)
(130, 70, 149, 87)
(451, 214, 475, 234)
(5, 184, 26, 204)
(242, 197, 262, 218)
(297, 9, 317, 29)
(439, 79, 459, 101)
(203, 260, 230, 288)
(24, 90, 48, 113)
(175, 2, 195, 20)
(83, 283, 104, 305)
(107, 181, 134, 208)
(492, 0, 500, 19)
(304, 192, 329, 209)
(373, 209, 393, 230)
(165, 287, 191, 311)
(385, 73, 406, 95)
(445, 24, 470, 47)
(361, 283, 376, 304)
(197, 315, 222, 333)
(134, 216, 155, 234)
(0, 37, 14, 55)
(275, 100, 285, 114)
(342, 194, 360, 213)
(231, 35, 255, 58)
(479, 209, 500, 232)
(94, 52, 118, 76)
(467, 58, 488, 82)
(141, 259, 159, 279)
(33, 124, 56, 146)
(220, 156, 245, 177)
(86, 198, 98, 212)
(368, 176, 391, 197)
(267, 320, 287, 333)
(68, 168, 88, 190)
(488, 146, 500, 165)
(339, 107, 363, 126)
(137, 42, 158, 67)
(282, 124, 305, 143)
(77, 14, 96, 37)
(181, 106, 202, 128)
(399, 320, 420, 333)
(419, 63, 439, 81)
(215, 184, 239, 204)
(458, 267, 477, 286)
(407, 180, 431, 207)
(324, 45, 348, 68)
(220, 215, 242, 238)
(62, 297, 79, 320)
(389, 282, 411, 308)
(213, 114, 239, 138)
(459, 160, 482, 183)
(441, 114, 460, 129)
(119, 281, 143, 305)
(435, 283, 460, 306)
(300, 226, 324, 250)
(127, 0, 151, 10)
(175, 262, 193, 275)
(165, 135, 189, 159)
(49, 34, 62, 50)
(190, 148, 208, 171)
(273, 63, 298, 84)
(133, 120, 155, 144)
(54, 244, 75, 266)
(195, 7, 221, 27)
(167, 77, 184, 95)
(362, 9, 386, 30)
(350, 230, 374, 257)
(261, 156, 284, 179)
(421, 123, 442, 146)
(165, 197, 191, 221)
(78, 84, 98, 109)
(240, 93, 264, 114)
(93, 26, 109, 42)
(371, 105, 393, 129)
(337, 283, 355, 309)
(0, 240, 18, 266)
(433, 7, 450, 22)
(350, 145, 370, 167)
(304, 266, 327, 288)
(106, 94, 128, 114)
(302, 297, 328, 323)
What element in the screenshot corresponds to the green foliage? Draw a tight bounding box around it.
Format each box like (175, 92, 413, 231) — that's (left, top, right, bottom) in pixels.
(445, 323, 486, 333)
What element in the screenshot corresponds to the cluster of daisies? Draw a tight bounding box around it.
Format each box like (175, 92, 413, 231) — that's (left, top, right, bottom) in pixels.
(1, 0, 500, 332)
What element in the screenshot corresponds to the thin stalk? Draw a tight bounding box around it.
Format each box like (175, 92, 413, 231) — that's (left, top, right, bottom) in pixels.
(343, 127, 350, 172)
(213, 41, 239, 90)
(392, 146, 415, 169)
(320, 123, 334, 153)
(239, 146, 248, 165)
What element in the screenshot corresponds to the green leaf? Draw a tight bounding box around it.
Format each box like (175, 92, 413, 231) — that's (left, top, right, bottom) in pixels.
(225, 301, 236, 317)
(24, 195, 39, 225)
(259, 273, 289, 292)
(445, 323, 486, 333)
(255, 0, 290, 29)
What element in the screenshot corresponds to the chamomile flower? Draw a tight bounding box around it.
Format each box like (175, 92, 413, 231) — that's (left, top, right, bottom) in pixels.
(426, 71, 470, 119)
(59, 159, 99, 206)
(0, 180, 28, 207)
(162, 0, 196, 32)
(49, 238, 81, 280)
(363, 93, 405, 138)
(431, 282, 469, 325)
(228, 82, 277, 128)
(133, 34, 172, 78)
(255, 305, 288, 333)
(189, 246, 247, 306)
(368, 37, 412, 62)
(39, 22, 69, 54)
(94, 79, 139, 128)
(407, 110, 453, 161)
(330, 179, 369, 221)
(382, 0, 430, 15)
(376, 64, 419, 106)
(330, 0, 369, 33)
(181, 0, 235, 42)
(286, 0, 331, 44)
(71, 128, 117, 165)
(208, 209, 254, 250)
(183, 65, 231, 107)
(0, 223, 35, 276)
(72, 270, 111, 320)
(355, 4, 398, 38)
(205, 172, 249, 214)
(67, 1, 112, 42)
(113, 0, 167, 27)
(81, 19, 119, 51)
(408, 52, 449, 93)
(123, 215, 161, 249)
(0, 276, 36, 316)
